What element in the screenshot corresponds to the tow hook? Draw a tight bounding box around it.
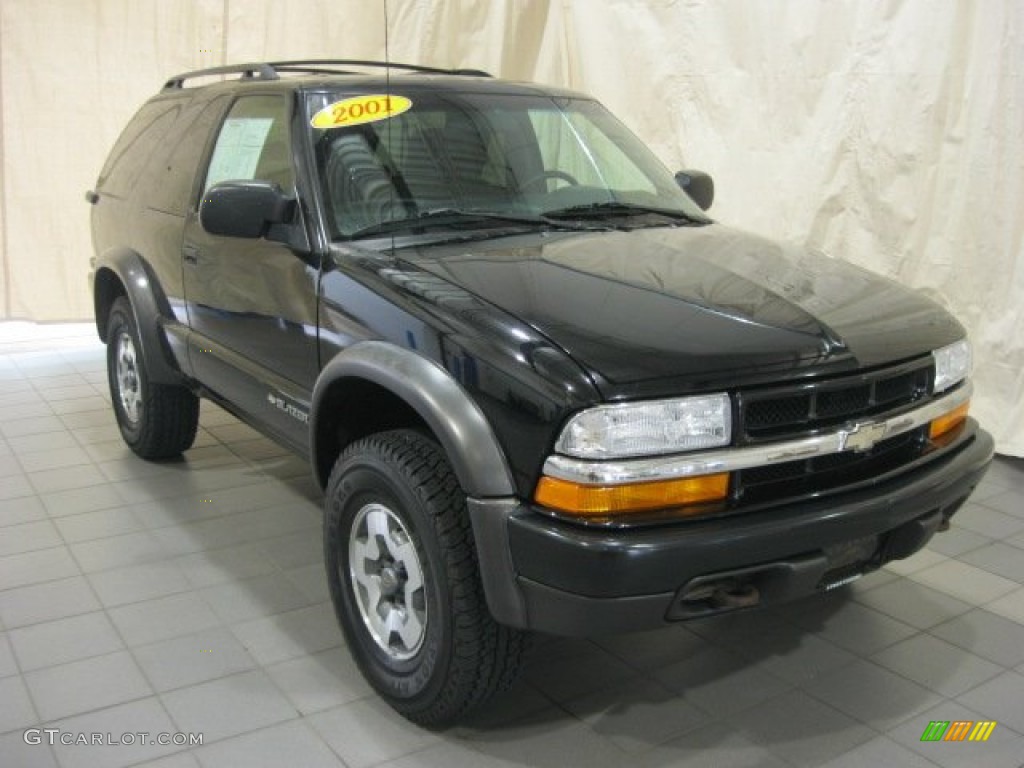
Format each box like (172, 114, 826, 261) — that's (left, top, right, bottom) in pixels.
(710, 583, 760, 609)
(681, 579, 761, 610)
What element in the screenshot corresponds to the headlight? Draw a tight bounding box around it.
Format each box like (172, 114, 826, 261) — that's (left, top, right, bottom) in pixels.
(555, 393, 731, 459)
(933, 339, 971, 393)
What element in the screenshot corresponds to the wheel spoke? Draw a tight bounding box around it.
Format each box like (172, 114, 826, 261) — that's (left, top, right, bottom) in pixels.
(350, 543, 379, 588)
(395, 606, 423, 650)
(365, 507, 391, 543)
(363, 575, 384, 616)
(351, 532, 380, 569)
(393, 539, 423, 592)
(382, 606, 404, 637)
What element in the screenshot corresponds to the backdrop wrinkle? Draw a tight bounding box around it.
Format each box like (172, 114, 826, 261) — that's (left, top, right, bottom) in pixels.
(0, 0, 1020, 454)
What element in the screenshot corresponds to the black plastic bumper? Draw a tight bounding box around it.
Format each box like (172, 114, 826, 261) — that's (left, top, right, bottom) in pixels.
(487, 426, 993, 636)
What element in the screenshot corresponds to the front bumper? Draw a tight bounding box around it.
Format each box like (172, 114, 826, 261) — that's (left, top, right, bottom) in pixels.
(470, 422, 993, 635)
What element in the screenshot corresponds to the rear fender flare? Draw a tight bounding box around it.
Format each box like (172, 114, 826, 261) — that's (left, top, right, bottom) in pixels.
(93, 248, 183, 385)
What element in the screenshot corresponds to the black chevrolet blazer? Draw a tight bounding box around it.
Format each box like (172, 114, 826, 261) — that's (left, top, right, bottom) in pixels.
(87, 60, 993, 726)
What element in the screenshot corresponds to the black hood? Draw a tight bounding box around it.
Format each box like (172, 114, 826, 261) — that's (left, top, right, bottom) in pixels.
(400, 224, 963, 398)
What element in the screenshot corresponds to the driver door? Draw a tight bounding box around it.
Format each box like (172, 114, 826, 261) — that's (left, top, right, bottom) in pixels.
(182, 93, 318, 452)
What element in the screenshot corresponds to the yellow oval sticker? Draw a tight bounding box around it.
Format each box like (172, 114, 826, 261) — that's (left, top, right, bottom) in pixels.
(310, 94, 412, 129)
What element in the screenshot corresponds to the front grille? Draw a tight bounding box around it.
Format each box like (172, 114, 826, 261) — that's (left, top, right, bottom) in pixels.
(740, 360, 931, 441)
(735, 427, 928, 505)
(733, 358, 934, 507)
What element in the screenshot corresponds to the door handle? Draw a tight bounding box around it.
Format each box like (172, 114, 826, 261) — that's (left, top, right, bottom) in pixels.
(182, 245, 200, 265)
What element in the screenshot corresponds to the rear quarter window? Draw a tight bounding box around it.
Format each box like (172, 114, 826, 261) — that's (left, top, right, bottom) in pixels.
(97, 100, 181, 198)
(143, 95, 230, 216)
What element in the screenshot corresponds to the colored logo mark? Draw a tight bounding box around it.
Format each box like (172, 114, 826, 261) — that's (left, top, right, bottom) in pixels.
(920, 720, 997, 742)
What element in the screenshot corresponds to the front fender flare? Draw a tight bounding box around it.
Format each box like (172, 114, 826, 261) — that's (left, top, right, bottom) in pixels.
(311, 341, 515, 499)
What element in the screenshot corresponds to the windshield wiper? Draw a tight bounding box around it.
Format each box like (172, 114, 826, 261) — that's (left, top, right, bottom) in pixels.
(542, 201, 708, 225)
(349, 208, 599, 238)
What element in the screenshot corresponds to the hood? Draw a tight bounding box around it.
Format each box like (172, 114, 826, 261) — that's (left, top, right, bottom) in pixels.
(399, 225, 963, 398)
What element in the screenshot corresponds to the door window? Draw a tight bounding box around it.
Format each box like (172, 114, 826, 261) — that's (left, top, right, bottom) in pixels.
(204, 95, 293, 192)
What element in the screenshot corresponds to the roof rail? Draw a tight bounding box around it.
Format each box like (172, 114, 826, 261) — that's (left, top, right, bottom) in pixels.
(162, 59, 491, 89)
(163, 62, 279, 90)
(267, 60, 492, 77)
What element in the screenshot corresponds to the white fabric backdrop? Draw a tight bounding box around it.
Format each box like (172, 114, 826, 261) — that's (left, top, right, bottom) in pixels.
(0, 0, 1020, 454)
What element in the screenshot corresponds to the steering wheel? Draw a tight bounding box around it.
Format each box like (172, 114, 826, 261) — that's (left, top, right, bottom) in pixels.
(520, 169, 580, 192)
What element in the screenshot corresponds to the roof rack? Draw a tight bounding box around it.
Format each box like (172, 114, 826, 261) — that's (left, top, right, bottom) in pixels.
(163, 62, 279, 90)
(162, 60, 491, 90)
(268, 60, 492, 77)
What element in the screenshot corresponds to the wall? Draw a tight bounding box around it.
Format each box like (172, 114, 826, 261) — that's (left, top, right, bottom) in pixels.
(1, 0, 1020, 454)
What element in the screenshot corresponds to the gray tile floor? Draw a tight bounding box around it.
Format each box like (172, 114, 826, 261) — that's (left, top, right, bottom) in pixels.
(1, 321, 1023, 768)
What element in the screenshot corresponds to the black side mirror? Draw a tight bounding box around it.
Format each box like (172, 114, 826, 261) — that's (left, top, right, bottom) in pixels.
(200, 180, 294, 238)
(674, 169, 714, 211)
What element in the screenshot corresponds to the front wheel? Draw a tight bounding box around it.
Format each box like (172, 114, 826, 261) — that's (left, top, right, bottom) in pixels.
(105, 297, 198, 459)
(324, 429, 529, 727)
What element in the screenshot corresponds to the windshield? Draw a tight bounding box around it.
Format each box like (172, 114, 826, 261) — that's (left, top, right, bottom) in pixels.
(307, 90, 710, 239)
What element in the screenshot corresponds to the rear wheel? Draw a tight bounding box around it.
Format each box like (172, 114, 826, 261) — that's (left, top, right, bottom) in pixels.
(105, 297, 198, 459)
(324, 429, 530, 727)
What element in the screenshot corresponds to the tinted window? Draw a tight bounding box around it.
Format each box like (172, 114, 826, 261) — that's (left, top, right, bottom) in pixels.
(98, 100, 180, 198)
(204, 95, 293, 193)
(309, 92, 705, 238)
(144, 95, 230, 216)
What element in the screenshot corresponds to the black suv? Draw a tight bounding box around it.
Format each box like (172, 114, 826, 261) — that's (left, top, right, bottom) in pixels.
(88, 60, 993, 726)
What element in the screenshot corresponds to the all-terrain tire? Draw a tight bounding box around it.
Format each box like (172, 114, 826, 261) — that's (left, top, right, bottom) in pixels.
(105, 296, 198, 459)
(324, 429, 530, 727)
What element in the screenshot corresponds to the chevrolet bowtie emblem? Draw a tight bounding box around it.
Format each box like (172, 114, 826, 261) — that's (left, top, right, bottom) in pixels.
(841, 422, 887, 453)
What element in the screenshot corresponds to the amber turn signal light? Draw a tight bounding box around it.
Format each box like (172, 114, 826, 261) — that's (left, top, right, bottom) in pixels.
(929, 401, 970, 440)
(534, 473, 729, 518)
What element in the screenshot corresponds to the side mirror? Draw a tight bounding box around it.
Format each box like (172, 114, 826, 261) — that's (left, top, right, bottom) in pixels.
(200, 180, 294, 238)
(674, 169, 714, 211)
